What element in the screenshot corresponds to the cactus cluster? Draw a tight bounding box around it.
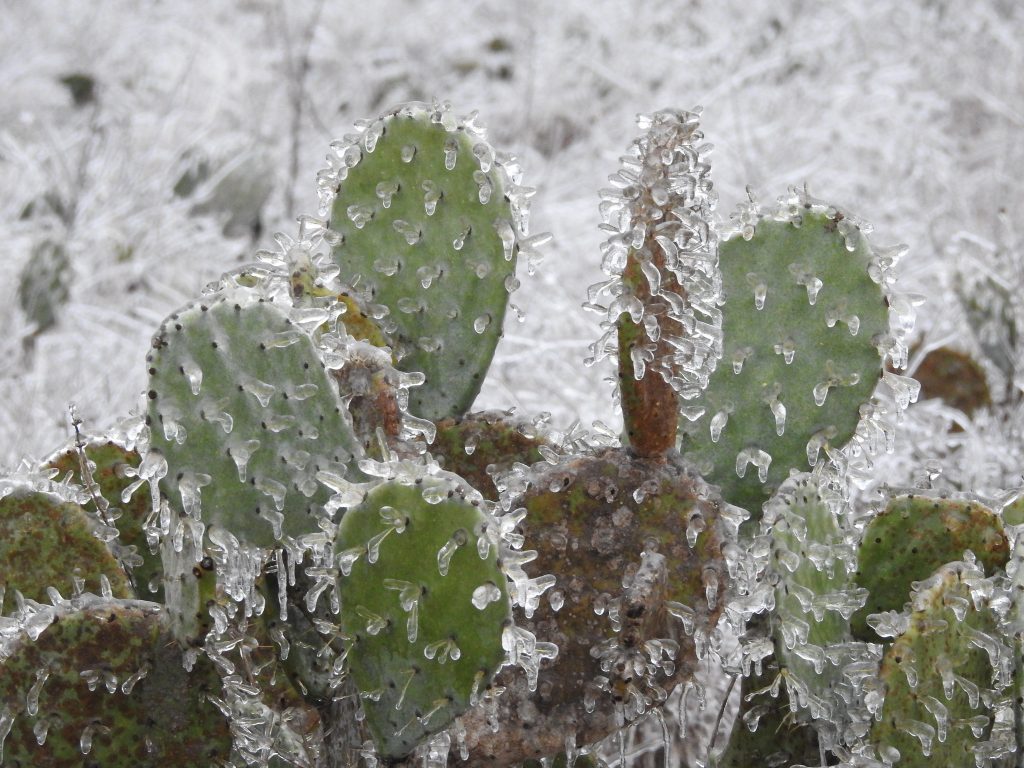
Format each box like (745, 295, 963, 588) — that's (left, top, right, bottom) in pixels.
(5, 96, 1024, 768)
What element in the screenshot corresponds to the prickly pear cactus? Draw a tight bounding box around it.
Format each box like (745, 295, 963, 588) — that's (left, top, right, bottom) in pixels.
(869, 561, 1009, 765)
(323, 101, 535, 421)
(47, 439, 164, 600)
(0, 480, 132, 604)
(852, 494, 1009, 640)
(679, 194, 901, 517)
(335, 472, 510, 759)
(430, 411, 548, 501)
(589, 108, 719, 458)
(484, 449, 726, 762)
(0, 597, 231, 767)
(145, 288, 362, 549)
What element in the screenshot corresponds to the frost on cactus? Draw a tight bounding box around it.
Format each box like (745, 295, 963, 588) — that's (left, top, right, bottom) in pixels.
(869, 562, 1011, 766)
(476, 449, 727, 762)
(590, 108, 719, 458)
(852, 494, 1009, 641)
(323, 101, 540, 422)
(679, 193, 904, 518)
(0, 597, 231, 767)
(430, 410, 548, 501)
(334, 472, 510, 759)
(47, 439, 165, 601)
(0, 476, 133, 605)
(145, 287, 362, 549)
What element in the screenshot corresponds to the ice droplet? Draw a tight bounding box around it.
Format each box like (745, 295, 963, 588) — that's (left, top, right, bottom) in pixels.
(26, 668, 49, 716)
(770, 399, 787, 436)
(735, 447, 772, 481)
(474, 170, 493, 204)
(473, 314, 491, 334)
(181, 360, 203, 395)
(443, 137, 459, 170)
(255, 476, 288, 511)
(437, 531, 467, 575)
(375, 180, 399, 209)
(422, 180, 442, 215)
(401, 144, 417, 163)
(709, 410, 729, 443)
(241, 377, 276, 407)
(228, 439, 260, 482)
(472, 582, 503, 609)
(453, 225, 471, 251)
(347, 204, 374, 229)
(393, 219, 422, 246)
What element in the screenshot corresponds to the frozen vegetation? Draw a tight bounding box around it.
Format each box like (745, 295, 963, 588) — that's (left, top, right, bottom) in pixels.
(2, 1, 1024, 766)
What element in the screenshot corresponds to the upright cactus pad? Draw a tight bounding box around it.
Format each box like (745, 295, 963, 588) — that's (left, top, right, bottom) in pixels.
(17, 238, 71, 339)
(679, 195, 894, 516)
(870, 563, 1006, 765)
(765, 474, 863, 744)
(324, 101, 529, 421)
(47, 440, 164, 600)
(335, 474, 510, 759)
(852, 494, 1009, 640)
(0, 485, 132, 604)
(0, 598, 231, 767)
(146, 289, 361, 549)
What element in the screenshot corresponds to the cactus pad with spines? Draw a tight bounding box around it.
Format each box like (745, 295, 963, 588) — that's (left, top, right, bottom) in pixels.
(47, 440, 164, 600)
(0, 598, 231, 767)
(335, 473, 510, 759)
(679, 196, 891, 517)
(146, 290, 361, 549)
(852, 494, 1009, 641)
(765, 473, 863, 746)
(0, 486, 133, 604)
(869, 562, 1005, 765)
(431, 411, 548, 501)
(326, 102, 524, 421)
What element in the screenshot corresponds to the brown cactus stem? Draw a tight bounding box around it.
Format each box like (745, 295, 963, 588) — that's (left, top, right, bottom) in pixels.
(617, 245, 682, 459)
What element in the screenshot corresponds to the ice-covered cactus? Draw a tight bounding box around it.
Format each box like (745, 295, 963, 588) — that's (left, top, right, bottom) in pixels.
(590, 108, 719, 458)
(17, 237, 71, 344)
(0, 597, 231, 766)
(430, 411, 548, 501)
(47, 439, 165, 601)
(334, 472, 510, 759)
(0, 478, 133, 604)
(852, 493, 1009, 641)
(869, 561, 1010, 765)
(679, 192, 906, 518)
(322, 101, 541, 422)
(145, 286, 362, 549)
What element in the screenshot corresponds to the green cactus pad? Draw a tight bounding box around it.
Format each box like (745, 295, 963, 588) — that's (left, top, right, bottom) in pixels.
(870, 563, 1003, 765)
(0, 487, 133, 604)
(146, 291, 361, 548)
(767, 474, 857, 729)
(335, 475, 510, 759)
(431, 411, 547, 501)
(326, 102, 523, 421)
(47, 440, 164, 601)
(852, 494, 1009, 641)
(679, 199, 891, 518)
(0, 598, 231, 766)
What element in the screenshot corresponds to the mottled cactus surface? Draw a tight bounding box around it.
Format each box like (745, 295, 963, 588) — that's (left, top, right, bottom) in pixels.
(679, 200, 890, 517)
(869, 563, 1005, 765)
(0, 599, 231, 767)
(335, 475, 510, 759)
(0, 486, 132, 604)
(146, 290, 361, 548)
(430, 411, 547, 501)
(47, 440, 164, 600)
(326, 102, 523, 422)
(852, 494, 1009, 640)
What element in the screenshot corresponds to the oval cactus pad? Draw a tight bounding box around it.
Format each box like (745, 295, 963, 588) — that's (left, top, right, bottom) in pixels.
(326, 102, 522, 421)
(335, 475, 510, 759)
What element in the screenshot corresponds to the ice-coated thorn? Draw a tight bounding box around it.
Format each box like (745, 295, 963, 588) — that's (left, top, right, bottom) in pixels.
(735, 447, 772, 481)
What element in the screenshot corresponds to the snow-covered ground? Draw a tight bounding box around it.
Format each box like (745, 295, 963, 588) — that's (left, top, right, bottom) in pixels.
(2, 1, 1022, 762)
